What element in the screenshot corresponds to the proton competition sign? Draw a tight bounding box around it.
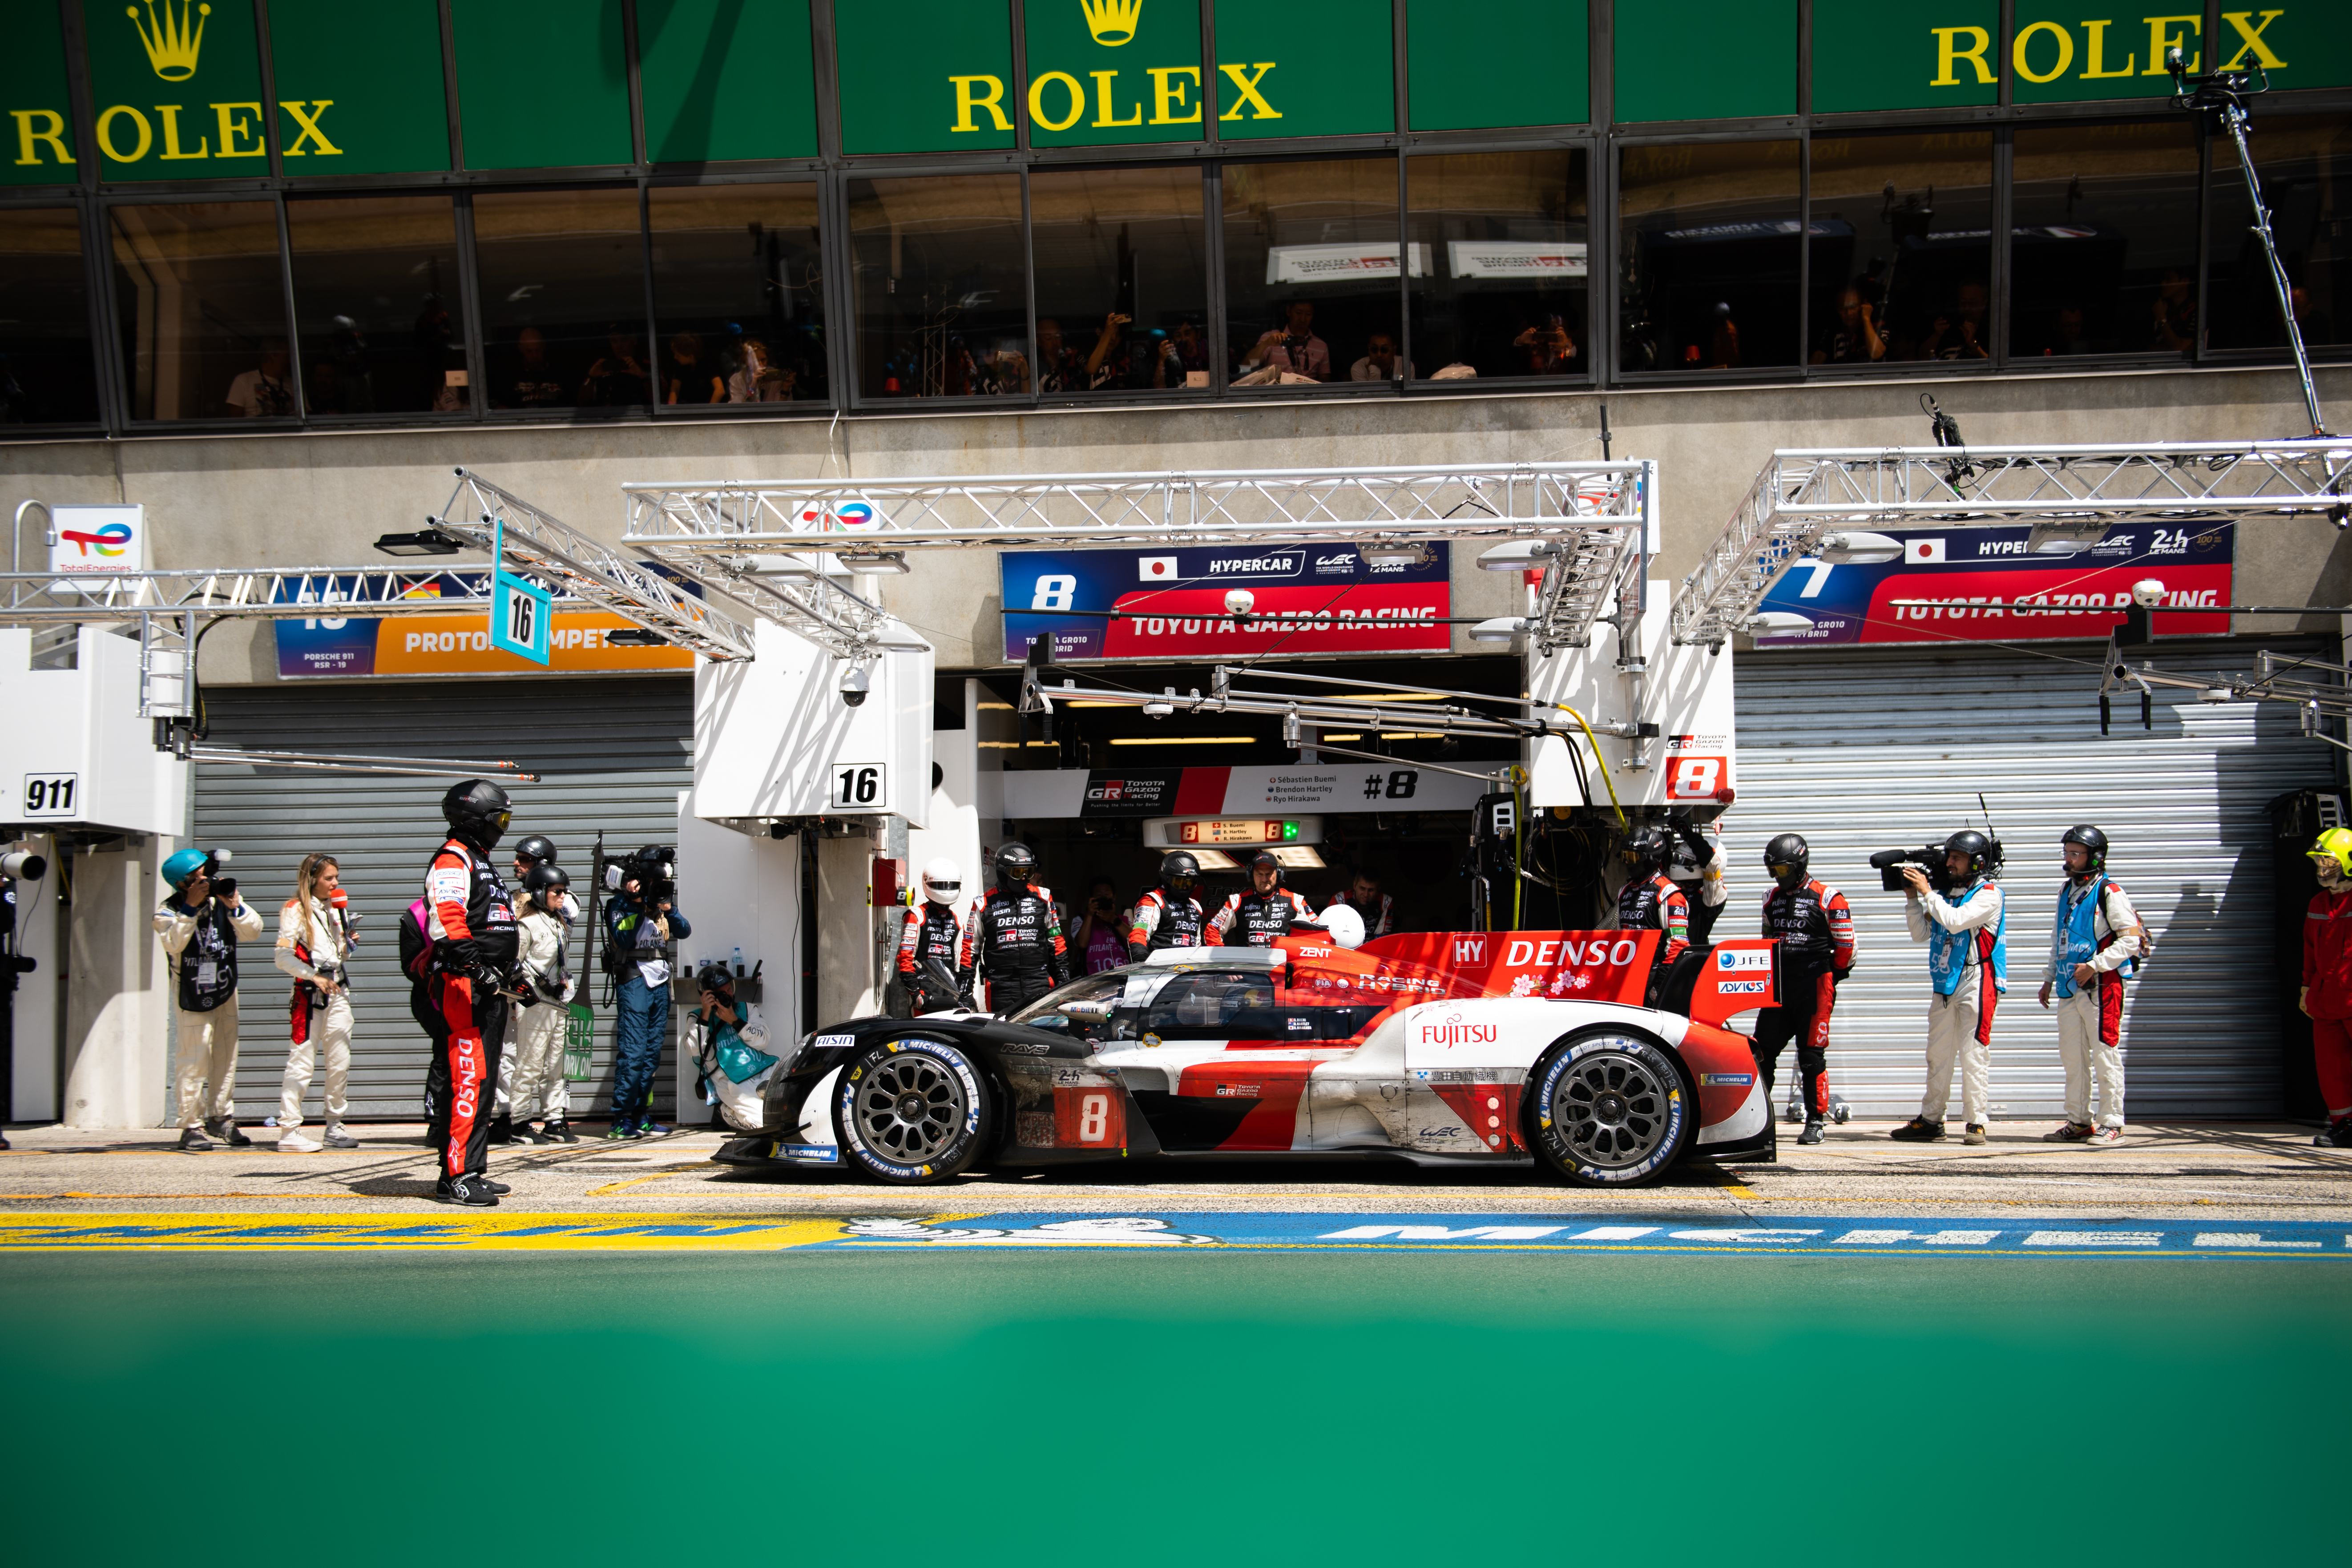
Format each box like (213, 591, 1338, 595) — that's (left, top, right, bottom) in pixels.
(272, 572, 693, 678)
(1001, 543, 1450, 663)
(1750, 522, 2235, 647)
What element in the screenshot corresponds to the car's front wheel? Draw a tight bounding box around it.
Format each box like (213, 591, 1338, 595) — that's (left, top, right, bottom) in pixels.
(1527, 1031, 1693, 1188)
(833, 1037, 992, 1183)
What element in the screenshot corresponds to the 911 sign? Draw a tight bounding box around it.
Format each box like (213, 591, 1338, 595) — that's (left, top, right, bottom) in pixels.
(22, 774, 77, 818)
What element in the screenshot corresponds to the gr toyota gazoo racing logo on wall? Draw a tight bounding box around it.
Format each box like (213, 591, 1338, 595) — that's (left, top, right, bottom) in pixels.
(1083, 775, 1175, 811)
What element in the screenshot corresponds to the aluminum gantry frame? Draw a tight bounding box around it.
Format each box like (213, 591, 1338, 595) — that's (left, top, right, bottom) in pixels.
(1670, 439, 2352, 649)
(621, 462, 1654, 656)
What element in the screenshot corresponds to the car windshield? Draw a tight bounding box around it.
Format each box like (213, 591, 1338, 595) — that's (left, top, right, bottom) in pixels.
(1004, 971, 1138, 1030)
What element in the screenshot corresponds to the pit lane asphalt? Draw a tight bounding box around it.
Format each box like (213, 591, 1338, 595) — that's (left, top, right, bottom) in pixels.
(2, 1117, 2346, 1221)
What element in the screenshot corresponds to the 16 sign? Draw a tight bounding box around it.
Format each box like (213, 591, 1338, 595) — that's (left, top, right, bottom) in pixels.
(830, 762, 886, 811)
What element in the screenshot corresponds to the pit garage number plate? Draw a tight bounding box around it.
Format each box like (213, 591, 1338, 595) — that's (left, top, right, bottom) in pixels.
(21, 774, 77, 818)
(1053, 1086, 1126, 1149)
(829, 763, 885, 810)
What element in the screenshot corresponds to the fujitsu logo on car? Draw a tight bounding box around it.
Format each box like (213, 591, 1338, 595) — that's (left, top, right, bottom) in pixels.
(1419, 1012, 1499, 1046)
(1206, 554, 1303, 577)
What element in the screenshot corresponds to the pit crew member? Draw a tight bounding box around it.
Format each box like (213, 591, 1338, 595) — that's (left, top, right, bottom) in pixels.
(1896, 830, 2006, 1145)
(422, 780, 520, 1205)
(1612, 824, 1689, 1005)
(1323, 865, 1396, 941)
(963, 842, 1069, 1015)
(154, 848, 265, 1151)
(509, 834, 580, 923)
(2037, 826, 2144, 1147)
(496, 863, 577, 1145)
(2303, 827, 2352, 1149)
(1209, 852, 1317, 947)
(898, 858, 971, 1015)
(1128, 851, 1209, 960)
(1667, 814, 1729, 946)
(1753, 833, 1854, 1146)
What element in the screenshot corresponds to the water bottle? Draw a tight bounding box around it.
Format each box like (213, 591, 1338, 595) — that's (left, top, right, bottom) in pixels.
(732, 945, 744, 978)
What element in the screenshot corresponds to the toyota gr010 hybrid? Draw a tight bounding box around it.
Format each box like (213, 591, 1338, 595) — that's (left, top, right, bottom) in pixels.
(712, 927, 1783, 1188)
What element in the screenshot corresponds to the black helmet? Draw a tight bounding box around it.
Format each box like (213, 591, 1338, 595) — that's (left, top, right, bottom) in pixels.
(512, 835, 557, 867)
(995, 842, 1036, 891)
(1763, 832, 1810, 889)
(1161, 851, 1200, 893)
(523, 862, 570, 898)
(1621, 823, 1671, 869)
(1944, 830, 1995, 878)
(1249, 850, 1282, 885)
(2060, 824, 2108, 876)
(441, 779, 512, 852)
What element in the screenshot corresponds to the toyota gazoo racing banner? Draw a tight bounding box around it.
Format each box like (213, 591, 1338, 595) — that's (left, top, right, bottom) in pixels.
(1750, 522, 2234, 647)
(1001, 544, 1450, 662)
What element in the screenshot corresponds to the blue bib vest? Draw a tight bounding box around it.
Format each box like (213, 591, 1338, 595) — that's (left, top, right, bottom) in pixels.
(2051, 874, 2133, 1000)
(1928, 880, 2007, 997)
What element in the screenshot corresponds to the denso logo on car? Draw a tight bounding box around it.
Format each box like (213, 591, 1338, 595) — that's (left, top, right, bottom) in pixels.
(1715, 949, 1773, 971)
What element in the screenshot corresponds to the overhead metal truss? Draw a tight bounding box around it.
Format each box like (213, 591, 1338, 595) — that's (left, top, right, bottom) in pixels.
(1670, 440, 2352, 649)
(621, 462, 1654, 655)
(2101, 647, 2352, 753)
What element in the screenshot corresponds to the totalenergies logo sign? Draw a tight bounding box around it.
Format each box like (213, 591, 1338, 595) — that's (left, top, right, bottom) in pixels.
(48, 504, 147, 576)
(948, 0, 1280, 136)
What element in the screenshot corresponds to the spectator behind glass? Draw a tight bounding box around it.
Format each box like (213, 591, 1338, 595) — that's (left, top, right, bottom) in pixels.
(304, 358, 344, 415)
(414, 295, 466, 411)
(496, 327, 570, 410)
(1073, 878, 1128, 975)
(1811, 287, 1887, 365)
(1034, 317, 1079, 393)
(2040, 299, 2093, 356)
(727, 337, 797, 402)
(2151, 267, 2198, 353)
(224, 338, 295, 417)
(581, 324, 653, 406)
(1512, 314, 1579, 375)
(1915, 280, 1990, 360)
(1168, 319, 1209, 382)
(1244, 301, 1331, 380)
(1351, 331, 1416, 381)
(1703, 303, 1742, 369)
(666, 332, 723, 404)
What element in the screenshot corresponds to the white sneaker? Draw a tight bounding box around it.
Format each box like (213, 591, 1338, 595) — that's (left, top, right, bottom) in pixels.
(322, 1125, 359, 1149)
(2085, 1125, 2124, 1146)
(277, 1130, 322, 1153)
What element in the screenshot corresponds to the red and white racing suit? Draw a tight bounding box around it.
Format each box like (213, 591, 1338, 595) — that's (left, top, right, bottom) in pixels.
(1614, 871, 1689, 1005)
(1753, 878, 1855, 1119)
(423, 838, 517, 1181)
(1127, 886, 1207, 960)
(896, 901, 969, 1014)
(2042, 874, 2143, 1131)
(2304, 886, 2352, 1124)
(1209, 887, 1317, 947)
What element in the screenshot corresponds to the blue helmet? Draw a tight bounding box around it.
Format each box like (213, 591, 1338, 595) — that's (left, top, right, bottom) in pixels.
(161, 847, 210, 891)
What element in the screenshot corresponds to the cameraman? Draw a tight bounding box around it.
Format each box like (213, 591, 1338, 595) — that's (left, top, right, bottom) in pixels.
(1895, 831, 2007, 1145)
(605, 846, 690, 1139)
(154, 848, 265, 1151)
(2037, 826, 2143, 1147)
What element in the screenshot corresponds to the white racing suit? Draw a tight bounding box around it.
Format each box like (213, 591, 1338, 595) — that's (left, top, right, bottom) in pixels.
(1907, 879, 2007, 1129)
(274, 894, 353, 1132)
(2042, 875, 2143, 1130)
(155, 895, 266, 1128)
(497, 905, 574, 1124)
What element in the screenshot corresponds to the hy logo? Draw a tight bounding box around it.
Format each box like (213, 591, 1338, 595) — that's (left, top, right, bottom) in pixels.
(59, 523, 133, 558)
(128, 0, 209, 83)
(1081, 0, 1140, 45)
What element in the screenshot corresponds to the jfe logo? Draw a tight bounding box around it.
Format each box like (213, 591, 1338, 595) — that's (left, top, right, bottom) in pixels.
(1716, 949, 1773, 971)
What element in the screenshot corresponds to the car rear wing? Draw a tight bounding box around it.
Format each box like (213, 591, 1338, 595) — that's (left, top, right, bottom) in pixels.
(1675, 940, 1780, 1028)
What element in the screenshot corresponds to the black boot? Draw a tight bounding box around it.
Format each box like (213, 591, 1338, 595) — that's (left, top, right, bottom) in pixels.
(204, 1116, 253, 1148)
(1797, 1118, 1825, 1145)
(541, 1117, 578, 1144)
(433, 1173, 499, 1208)
(486, 1113, 516, 1146)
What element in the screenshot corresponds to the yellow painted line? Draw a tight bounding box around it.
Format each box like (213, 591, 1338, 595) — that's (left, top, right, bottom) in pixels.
(0, 1212, 851, 1252)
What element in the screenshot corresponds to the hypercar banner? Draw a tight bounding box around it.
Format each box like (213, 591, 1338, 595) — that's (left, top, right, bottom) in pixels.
(1000, 543, 1451, 663)
(1750, 521, 2234, 648)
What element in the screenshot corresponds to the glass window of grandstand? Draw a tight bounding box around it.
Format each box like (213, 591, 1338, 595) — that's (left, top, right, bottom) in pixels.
(1407, 150, 1589, 384)
(0, 209, 99, 426)
(2205, 114, 2350, 354)
(847, 174, 1027, 400)
(1221, 157, 1402, 389)
(649, 183, 828, 409)
(472, 189, 651, 412)
(1618, 141, 1801, 374)
(1807, 132, 1994, 369)
(1030, 165, 1209, 396)
(2010, 122, 2201, 359)
(285, 196, 471, 418)
(109, 202, 294, 422)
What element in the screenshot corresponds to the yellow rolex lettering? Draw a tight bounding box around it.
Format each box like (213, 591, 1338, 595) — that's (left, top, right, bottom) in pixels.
(2219, 10, 2287, 69)
(948, 74, 1013, 133)
(1147, 64, 1201, 123)
(2142, 15, 2199, 73)
(1217, 61, 1279, 120)
(1929, 26, 1994, 85)
(96, 105, 153, 162)
(154, 103, 209, 159)
(1029, 70, 1084, 132)
(212, 101, 265, 157)
(10, 109, 71, 165)
(279, 100, 342, 156)
(1089, 69, 1142, 128)
(2080, 20, 2135, 77)
(2012, 20, 2074, 83)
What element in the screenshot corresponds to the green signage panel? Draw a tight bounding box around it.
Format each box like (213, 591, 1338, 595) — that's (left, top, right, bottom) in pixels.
(452, 0, 632, 169)
(268, 0, 451, 176)
(86, 0, 269, 180)
(1024, 0, 1202, 148)
(1408, 0, 1586, 130)
(2201, 5, 2346, 93)
(1617, 0, 1794, 123)
(834, 0, 1013, 155)
(2011, 4, 2198, 103)
(1212, 0, 1391, 141)
(2, 0, 77, 185)
(1813, 0, 1998, 113)
(641, 0, 818, 162)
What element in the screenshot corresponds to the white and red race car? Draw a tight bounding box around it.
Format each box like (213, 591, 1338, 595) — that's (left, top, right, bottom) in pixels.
(713, 926, 1781, 1187)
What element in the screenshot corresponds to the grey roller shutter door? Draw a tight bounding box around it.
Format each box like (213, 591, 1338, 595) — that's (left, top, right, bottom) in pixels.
(1727, 643, 2336, 1121)
(191, 677, 694, 1122)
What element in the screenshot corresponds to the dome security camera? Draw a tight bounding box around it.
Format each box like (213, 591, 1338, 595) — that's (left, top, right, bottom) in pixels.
(2131, 578, 2168, 609)
(839, 661, 873, 708)
(1223, 588, 1255, 616)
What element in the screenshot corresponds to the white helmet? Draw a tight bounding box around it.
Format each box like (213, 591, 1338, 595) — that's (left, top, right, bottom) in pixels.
(920, 858, 962, 905)
(1311, 903, 1365, 950)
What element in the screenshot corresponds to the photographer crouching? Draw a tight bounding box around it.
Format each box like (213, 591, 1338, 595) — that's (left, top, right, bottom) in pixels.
(689, 961, 783, 1132)
(1893, 830, 2008, 1145)
(604, 845, 690, 1140)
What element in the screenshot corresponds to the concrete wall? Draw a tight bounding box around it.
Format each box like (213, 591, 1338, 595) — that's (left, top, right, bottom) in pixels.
(61, 836, 170, 1129)
(9, 362, 2347, 682)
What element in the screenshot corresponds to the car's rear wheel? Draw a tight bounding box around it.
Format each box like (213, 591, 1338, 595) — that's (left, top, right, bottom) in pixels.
(1528, 1031, 1693, 1188)
(833, 1037, 991, 1183)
